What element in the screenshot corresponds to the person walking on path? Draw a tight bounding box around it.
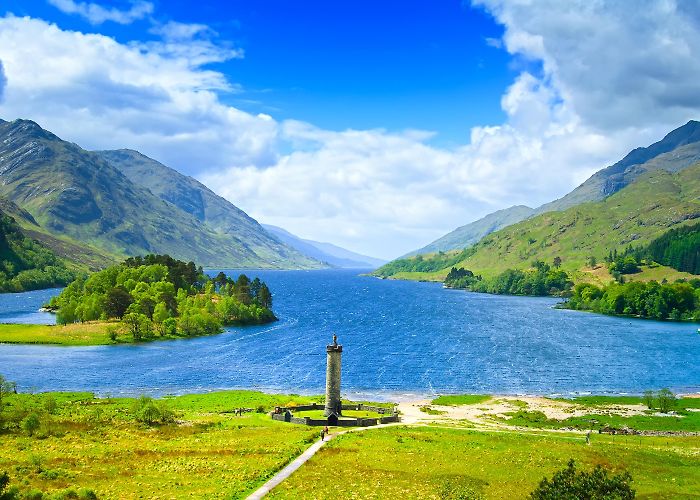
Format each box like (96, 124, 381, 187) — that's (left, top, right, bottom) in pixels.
(320, 428, 326, 441)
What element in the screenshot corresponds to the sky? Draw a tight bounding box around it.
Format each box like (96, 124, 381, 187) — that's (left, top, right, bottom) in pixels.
(0, 0, 699, 260)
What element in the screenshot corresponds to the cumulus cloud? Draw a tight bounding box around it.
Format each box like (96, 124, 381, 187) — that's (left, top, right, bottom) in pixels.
(2, 1, 700, 258)
(0, 15, 276, 172)
(0, 60, 6, 103)
(48, 0, 153, 25)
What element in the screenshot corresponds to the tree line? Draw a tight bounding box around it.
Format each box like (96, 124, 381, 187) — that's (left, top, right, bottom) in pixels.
(566, 279, 700, 321)
(444, 259, 573, 297)
(48, 254, 276, 341)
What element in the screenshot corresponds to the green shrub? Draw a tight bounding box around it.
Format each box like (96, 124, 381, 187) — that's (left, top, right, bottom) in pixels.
(530, 459, 634, 499)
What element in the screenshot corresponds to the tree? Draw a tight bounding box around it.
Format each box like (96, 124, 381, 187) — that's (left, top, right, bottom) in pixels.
(553, 256, 562, 268)
(258, 284, 273, 309)
(643, 390, 654, 410)
(657, 388, 675, 413)
(105, 286, 132, 319)
(530, 459, 635, 499)
(22, 413, 40, 436)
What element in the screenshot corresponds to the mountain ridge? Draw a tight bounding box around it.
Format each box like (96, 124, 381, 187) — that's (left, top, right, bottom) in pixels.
(262, 224, 385, 269)
(0, 118, 322, 269)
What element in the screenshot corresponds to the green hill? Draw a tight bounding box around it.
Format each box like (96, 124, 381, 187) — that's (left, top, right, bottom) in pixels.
(400, 120, 700, 259)
(375, 163, 700, 283)
(96, 149, 323, 269)
(0, 119, 323, 269)
(0, 207, 76, 292)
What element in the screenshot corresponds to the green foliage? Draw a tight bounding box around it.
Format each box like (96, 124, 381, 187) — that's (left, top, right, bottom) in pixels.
(49, 255, 277, 339)
(374, 247, 477, 277)
(133, 395, 174, 426)
(643, 222, 700, 274)
(529, 459, 634, 500)
(567, 279, 700, 321)
(656, 388, 676, 413)
(0, 214, 76, 293)
(22, 413, 40, 436)
(446, 262, 573, 297)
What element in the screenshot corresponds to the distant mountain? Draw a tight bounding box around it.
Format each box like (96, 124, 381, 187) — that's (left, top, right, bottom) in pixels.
(262, 224, 386, 269)
(535, 120, 700, 214)
(96, 149, 323, 269)
(404, 205, 534, 257)
(400, 120, 700, 259)
(0, 118, 323, 269)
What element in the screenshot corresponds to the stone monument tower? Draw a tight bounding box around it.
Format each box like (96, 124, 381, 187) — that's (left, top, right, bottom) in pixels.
(324, 334, 342, 417)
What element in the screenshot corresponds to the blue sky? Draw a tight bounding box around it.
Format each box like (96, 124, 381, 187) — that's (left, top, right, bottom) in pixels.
(2, 0, 513, 146)
(0, 1, 699, 259)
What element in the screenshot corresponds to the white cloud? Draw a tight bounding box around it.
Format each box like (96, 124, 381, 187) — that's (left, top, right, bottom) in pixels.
(2, 1, 700, 259)
(48, 0, 153, 25)
(0, 15, 276, 172)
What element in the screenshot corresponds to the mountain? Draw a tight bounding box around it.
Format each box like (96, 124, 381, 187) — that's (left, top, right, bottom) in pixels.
(399, 120, 700, 259)
(0, 119, 322, 269)
(96, 149, 322, 269)
(534, 120, 700, 214)
(375, 162, 700, 281)
(403, 205, 534, 257)
(262, 224, 386, 269)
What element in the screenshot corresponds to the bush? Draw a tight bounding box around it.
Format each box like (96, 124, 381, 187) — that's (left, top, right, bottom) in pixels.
(530, 459, 634, 499)
(22, 413, 40, 436)
(657, 388, 676, 413)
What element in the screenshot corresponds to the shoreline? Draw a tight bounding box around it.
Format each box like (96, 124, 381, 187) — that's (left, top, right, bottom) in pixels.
(2, 384, 698, 402)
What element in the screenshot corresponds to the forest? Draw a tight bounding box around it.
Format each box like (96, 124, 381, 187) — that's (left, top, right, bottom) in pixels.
(566, 279, 700, 321)
(47, 254, 276, 340)
(0, 214, 76, 293)
(444, 260, 573, 297)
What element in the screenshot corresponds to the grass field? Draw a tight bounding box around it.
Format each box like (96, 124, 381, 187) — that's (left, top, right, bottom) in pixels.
(431, 394, 491, 406)
(0, 321, 226, 346)
(0, 391, 321, 498)
(268, 426, 700, 499)
(0, 322, 117, 346)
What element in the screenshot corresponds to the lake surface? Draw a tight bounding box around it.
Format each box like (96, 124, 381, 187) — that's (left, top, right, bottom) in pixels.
(0, 270, 698, 400)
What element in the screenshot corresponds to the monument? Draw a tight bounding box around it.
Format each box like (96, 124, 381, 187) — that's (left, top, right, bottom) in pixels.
(324, 334, 342, 417)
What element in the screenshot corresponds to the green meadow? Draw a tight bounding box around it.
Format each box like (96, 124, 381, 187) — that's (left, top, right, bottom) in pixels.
(269, 426, 700, 499)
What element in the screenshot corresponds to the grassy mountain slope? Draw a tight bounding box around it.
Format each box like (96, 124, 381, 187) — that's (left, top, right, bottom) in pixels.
(96, 149, 323, 269)
(404, 205, 535, 257)
(375, 163, 700, 282)
(0, 119, 320, 269)
(262, 224, 385, 268)
(399, 121, 700, 260)
(535, 120, 700, 215)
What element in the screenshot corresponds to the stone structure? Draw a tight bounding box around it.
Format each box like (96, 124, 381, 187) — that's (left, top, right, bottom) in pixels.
(324, 334, 342, 417)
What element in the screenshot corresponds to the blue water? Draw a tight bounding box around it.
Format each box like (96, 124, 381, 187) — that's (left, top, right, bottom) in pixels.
(0, 270, 698, 400)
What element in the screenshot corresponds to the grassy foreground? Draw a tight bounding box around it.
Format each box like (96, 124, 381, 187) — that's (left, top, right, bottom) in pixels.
(269, 426, 700, 499)
(0, 391, 320, 498)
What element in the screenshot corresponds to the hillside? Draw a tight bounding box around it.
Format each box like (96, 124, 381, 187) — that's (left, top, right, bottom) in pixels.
(0, 119, 321, 269)
(375, 163, 700, 282)
(404, 205, 534, 257)
(400, 120, 700, 259)
(96, 149, 323, 269)
(0, 207, 76, 292)
(262, 224, 385, 268)
(534, 120, 700, 215)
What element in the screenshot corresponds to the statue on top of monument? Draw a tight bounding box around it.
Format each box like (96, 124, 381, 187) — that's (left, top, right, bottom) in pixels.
(332, 334, 338, 347)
